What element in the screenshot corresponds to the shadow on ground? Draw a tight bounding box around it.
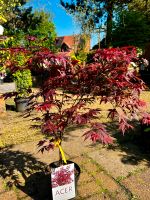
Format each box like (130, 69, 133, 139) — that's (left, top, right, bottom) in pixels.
(63, 124, 87, 141)
(0, 147, 53, 199)
(106, 121, 150, 167)
(6, 103, 16, 111)
(17, 172, 52, 200)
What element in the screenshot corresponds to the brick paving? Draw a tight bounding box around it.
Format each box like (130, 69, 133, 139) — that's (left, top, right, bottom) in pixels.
(1, 151, 150, 200)
(0, 126, 150, 199)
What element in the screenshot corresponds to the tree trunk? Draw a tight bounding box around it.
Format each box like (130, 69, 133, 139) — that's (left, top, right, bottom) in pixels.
(106, 2, 113, 48)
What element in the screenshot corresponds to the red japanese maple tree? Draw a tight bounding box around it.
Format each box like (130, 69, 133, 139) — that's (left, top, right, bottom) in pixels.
(27, 46, 150, 164)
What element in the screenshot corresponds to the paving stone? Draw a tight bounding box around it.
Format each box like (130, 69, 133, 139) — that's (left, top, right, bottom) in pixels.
(24, 197, 33, 200)
(71, 156, 90, 173)
(88, 147, 148, 178)
(0, 82, 16, 94)
(114, 190, 129, 200)
(77, 181, 101, 198)
(72, 156, 89, 165)
(74, 196, 82, 200)
(17, 189, 28, 199)
(86, 188, 128, 200)
(122, 168, 150, 200)
(0, 83, 16, 115)
(78, 171, 94, 185)
(83, 161, 99, 173)
(0, 191, 17, 200)
(86, 193, 111, 200)
(1, 106, 150, 200)
(92, 171, 120, 192)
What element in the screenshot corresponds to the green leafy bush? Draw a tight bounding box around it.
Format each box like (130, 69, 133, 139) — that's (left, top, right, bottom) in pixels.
(12, 69, 32, 98)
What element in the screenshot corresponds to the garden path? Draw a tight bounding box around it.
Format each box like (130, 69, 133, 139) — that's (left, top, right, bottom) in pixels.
(1, 90, 150, 199)
(0, 122, 150, 200)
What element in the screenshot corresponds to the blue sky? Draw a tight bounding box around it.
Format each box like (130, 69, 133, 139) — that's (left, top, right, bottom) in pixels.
(27, 0, 99, 47)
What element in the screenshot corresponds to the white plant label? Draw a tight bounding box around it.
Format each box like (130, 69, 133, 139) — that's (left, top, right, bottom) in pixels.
(51, 163, 75, 200)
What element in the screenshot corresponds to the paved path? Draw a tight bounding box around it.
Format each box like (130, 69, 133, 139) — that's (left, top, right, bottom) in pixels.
(0, 127, 150, 200)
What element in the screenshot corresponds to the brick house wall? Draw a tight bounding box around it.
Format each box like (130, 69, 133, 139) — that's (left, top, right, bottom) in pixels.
(56, 35, 91, 54)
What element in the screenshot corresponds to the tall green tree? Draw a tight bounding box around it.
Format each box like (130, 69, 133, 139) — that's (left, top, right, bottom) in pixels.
(0, 0, 27, 22)
(28, 10, 57, 50)
(128, 0, 150, 19)
(28, 11, 56, 38)
(2, 1, 57, 50)
(60, 0, 132, 47)
(112, 10, 150, 48)
(3, 1, 41, 35)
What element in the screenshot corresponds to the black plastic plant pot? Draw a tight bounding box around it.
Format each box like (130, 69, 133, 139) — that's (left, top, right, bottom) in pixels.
(15, 97, 29, 112)
(17, 161, 80, 200)
(47, 160, 81, 200)
(140, 123, 150, 151)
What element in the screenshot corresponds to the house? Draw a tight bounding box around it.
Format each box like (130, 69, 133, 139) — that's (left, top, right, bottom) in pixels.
(56, 35, 91, 55)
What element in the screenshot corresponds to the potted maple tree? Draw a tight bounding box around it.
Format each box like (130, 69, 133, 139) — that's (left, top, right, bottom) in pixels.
(26, 46, 150, 199)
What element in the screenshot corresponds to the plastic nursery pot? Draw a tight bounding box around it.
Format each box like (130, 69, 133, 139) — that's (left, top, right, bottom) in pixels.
(0, 79, 4, 84)
(46, 160, 81, 200)
(140, 123, 150, 151)
(14, 97, 29, 112)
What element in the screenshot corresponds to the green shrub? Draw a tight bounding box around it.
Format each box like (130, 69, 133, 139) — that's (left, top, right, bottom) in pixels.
(12, 69, 32, 98)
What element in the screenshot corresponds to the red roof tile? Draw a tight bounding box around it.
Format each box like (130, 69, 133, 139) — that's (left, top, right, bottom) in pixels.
(56, 35, 79, 48)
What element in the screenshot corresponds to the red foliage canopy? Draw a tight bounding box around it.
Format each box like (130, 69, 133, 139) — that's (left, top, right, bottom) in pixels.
(26, 46, 150, 153)
(3, 46, 150, 155)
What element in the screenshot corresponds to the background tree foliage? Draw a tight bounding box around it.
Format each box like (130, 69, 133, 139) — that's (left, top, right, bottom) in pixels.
(128, 0, 150, 19)
(0, 0, 24, 22)
(112, 10, 150, 48)
(1, 0, 57, 50)
(28, 10, 57, 49)
(112, 0, 150, 48)
(60, 0, 132, 47)
(3, 2, 40, 35)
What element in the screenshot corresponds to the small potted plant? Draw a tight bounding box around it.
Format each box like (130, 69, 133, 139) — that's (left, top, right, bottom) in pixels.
(4, 47, 33, 111)
(13, 69, 32, 112)
(27, 46, 150, 199)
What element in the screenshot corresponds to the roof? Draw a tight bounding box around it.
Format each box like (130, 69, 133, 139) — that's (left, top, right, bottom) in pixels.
(56, 35, 79, 48)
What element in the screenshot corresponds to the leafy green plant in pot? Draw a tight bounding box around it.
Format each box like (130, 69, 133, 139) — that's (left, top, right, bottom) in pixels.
(4, 47, 33, 112)
(28, 47, 150, 199)
(13, 69, 32, 112)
